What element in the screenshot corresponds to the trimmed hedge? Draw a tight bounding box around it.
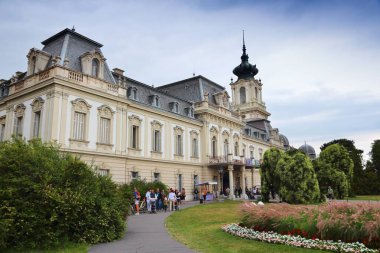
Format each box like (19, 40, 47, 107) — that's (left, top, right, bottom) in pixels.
(0, 138, 129, 250)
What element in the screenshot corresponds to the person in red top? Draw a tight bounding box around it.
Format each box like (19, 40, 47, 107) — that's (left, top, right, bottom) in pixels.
(133, 187, 141, 215)
(202, 188, 207, 204)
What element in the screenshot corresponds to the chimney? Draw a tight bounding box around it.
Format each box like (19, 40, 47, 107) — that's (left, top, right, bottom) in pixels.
(113, 68, 124, 76)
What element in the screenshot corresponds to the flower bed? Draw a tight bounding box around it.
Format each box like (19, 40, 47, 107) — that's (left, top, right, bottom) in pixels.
(222, 223, 378, 253)
(239, 202, 380, 248)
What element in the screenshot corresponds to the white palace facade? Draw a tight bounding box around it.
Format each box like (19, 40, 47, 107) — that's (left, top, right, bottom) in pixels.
(0, 28, 289, 199)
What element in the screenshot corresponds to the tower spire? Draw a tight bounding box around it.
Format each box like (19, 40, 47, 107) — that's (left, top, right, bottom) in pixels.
(242, 30, 246, 55)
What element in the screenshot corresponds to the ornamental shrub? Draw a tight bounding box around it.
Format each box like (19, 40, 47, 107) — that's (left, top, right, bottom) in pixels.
(0, 138, 128, 250)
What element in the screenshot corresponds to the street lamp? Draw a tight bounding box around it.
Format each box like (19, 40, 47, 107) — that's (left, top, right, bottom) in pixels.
(218, 166, 224, 196)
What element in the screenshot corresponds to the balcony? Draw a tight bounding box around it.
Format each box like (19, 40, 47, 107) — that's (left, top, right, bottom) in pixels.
(245, 158, 261, 168)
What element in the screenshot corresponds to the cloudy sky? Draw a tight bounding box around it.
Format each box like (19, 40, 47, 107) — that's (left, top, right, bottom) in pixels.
(1, 0, 379, 159)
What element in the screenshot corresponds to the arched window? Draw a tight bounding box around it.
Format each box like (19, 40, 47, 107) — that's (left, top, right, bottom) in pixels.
(234, 142, 239, 156)
(211, 136, 217, 158)
(31, 56, 36, 74)
(240, 87, 246, 104)
(224, 139, 229, 157)
(92, 58, 100, 77)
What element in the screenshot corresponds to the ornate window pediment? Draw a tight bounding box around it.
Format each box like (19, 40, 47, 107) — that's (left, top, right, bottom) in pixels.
(31, 97, 45, 112)
(210, 126, 218, 136)
(97, 105, 114, 118)
(14, 104, 26, 117)
(151, 120, 163, 130)
(190, 130, 199, 138)
(71, 98, 91, 113)
(222, 130, 230, 138)
(128, 114, 142, 126)
(233, 133, 239, 141)
(173, 125, 184, 135)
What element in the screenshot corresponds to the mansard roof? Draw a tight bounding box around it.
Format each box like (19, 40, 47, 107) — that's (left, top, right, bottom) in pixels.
(112, 72, 196, 119)
(41, 28, 115, 84)
(157, 75, 227, 106)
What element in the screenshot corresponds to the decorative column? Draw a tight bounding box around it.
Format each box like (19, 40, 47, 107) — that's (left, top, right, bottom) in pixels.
(241, 165, 247, 199)
(228, 165, 234, 199)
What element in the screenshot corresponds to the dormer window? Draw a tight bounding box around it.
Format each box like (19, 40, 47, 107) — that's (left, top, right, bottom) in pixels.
(92, 58, 100, 77)
(185, 107, 194, 118)
(127, 87, 138, 100)
(169, 102, 179, 113)
(149, 95, 160, 107)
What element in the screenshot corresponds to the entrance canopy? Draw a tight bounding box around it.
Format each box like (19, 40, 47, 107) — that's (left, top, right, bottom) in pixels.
(195, 181, 217, 186)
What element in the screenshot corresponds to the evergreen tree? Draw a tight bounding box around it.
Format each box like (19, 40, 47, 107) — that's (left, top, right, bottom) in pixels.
(320, 139, 363, 195)
(315, 144, 353, 199)
(276, 152, 320, 204)
(260, 148, 283, 201)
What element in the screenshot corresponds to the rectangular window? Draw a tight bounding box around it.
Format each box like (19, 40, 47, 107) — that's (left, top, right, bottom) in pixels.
(192, 138, 198, 157)
(98, 169, 109, 177)
(153, 130, 161, 152)
(99, 117, 111, 144)
(131, 171, 139, 181)
(176, 134, 182, 155)
(193, 175, 199, 187)
(14, 116, 23, 136)
(154, 172, 160, 181)
(178, 174, 182, 190)
(250, 150, 254, 159)
(73, 112, 85, 140)
(33, 111, 41, 138)
(131, 125, 139, 149)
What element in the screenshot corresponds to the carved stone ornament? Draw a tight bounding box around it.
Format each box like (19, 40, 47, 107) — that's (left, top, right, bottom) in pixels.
(222, 130, 230, 137)
(97, 105, 114, 118)
(189, 130, 199, 138)
(173, 125, 184, 134)
(71, 98, 92, 113)
(151, 120, 163, 130)
(210, 126, 218, 134)
(128, 115, 142, 125)
(14, 104, 26, 117)
(31, 97, 45, 112)
(233, 133, 240, 141)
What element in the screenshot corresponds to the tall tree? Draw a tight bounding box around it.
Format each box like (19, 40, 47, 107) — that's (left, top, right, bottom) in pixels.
(276, 152, 320, 204)
(260, 148, 283, 201)
(320, 139, 363, 195)
(315, 144, 353, 199)
(369, 140, 380, 175)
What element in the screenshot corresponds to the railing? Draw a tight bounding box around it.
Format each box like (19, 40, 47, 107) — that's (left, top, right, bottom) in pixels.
(245, 158, 262, 168)
(39, 70, 50, 81)
(208, 156, 228, 164)
(68, 71, 83, 82)
(107, 83, 119, 93)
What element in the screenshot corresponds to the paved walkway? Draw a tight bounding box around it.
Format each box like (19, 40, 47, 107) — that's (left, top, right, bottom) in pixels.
(89, 201, 199, 253)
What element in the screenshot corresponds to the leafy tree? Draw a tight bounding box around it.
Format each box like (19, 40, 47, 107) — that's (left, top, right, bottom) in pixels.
(276, 153, 320, 204)
(369, 140, 380, 175)
(321, 139, 363, 195)
(260, 148, 283, 201)
(0, 138, 128, 250)
(315, 144, 353, 199)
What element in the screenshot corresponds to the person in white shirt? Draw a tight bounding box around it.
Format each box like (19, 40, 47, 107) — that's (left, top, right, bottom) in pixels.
(145, 189, 151, 212)
(168, 188, 176, 211)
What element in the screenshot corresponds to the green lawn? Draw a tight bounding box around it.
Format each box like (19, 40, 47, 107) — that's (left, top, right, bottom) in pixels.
(4, 242, 88, 253)
(348, 195, 380, 201)
(166, 200, 325, 253)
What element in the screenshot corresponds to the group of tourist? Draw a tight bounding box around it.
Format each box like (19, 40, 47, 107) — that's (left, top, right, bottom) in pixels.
(133, 187, 186, 215)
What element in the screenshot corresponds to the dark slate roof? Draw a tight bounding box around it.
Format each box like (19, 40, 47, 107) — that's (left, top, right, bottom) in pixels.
(157, 75, 226, 105)
(41, 28, 115, 84)
(246, 119, 272, 132)
(112, 72, 196, 119)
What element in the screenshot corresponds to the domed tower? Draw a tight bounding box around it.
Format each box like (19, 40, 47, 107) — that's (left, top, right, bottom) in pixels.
(299, 143, 317, 160)
(230, 32, 270, 121)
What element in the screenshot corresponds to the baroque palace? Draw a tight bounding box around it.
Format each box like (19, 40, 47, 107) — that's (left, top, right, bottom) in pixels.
(0, 28, 289, 199)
